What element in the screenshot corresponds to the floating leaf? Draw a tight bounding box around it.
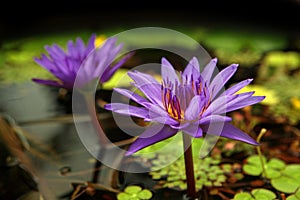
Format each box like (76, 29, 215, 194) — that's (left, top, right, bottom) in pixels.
(266, 158, 286, 170)
(137, 190, 153, 199)
(124, 186, 142, 194)
(243, 164, 262, 176)
(271, 164, 300, 194)
(117, 193, 133, 200)
(118, 185, 152, 200)
(287, 189, 300, 200)
(243, 155, 287, 178)
(233, 192, 253, 200)
(233, 188, 277, 200)
(265, 168, 281, 179)
(251, 188, 276, 199)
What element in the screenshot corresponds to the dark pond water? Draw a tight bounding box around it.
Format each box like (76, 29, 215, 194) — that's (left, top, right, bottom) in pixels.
(0, 82, 97, 199)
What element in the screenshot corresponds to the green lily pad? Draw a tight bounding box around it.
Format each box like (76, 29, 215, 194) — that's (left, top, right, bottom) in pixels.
(243, 155, 265, 176)
(271, 164, 300, 194)
(252, 188, 277, 199)
(137, 189, 153, 199)
(233, 192, 253, 200)
(233, 188, 277, 200)
(117, 192, 133, 200)
(266, 158, 286, 170)
(243, 155, 288, 178)
(118, 185, 153, 200)
(124, 185, 142, 194)
(287, 189, 300, 200)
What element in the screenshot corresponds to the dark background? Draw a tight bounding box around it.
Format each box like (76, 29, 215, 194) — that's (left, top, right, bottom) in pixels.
(0, 0, 299, 41)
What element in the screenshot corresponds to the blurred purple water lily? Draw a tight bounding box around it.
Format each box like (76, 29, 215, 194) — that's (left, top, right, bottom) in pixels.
(105, 57, 265, 155)
(32, 34, 129, 89)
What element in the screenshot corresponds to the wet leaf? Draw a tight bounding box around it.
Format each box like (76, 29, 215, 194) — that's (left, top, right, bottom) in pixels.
(252, 188, 276, 199)
(118, 186, 152, 200)
(124, 185, 142, 194)
(233, 192, 252, 200)
(266, 158, 286, 170)
(137, 189, 152, 199)
(243, 164, 262, 176)
(233, 188, 276, 200)
(265, 168, 281, 179)
(117, 193, 132, 200)
(287, 189, 300, 200)
(271, 164, 300, 194)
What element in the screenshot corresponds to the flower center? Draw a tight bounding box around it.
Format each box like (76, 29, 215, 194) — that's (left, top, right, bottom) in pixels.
(162, 88, 184, 120)
(162, 74, 211, 121)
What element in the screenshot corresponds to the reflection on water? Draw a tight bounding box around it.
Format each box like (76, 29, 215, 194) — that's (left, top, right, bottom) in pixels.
(0, 82, 95, 199)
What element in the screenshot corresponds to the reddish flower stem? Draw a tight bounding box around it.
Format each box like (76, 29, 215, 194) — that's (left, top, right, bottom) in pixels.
(182, 133, 197, 199)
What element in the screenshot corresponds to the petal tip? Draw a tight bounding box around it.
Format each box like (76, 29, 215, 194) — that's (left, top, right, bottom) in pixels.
(232, 63, 239, 68)
(212, 57, 218, 63)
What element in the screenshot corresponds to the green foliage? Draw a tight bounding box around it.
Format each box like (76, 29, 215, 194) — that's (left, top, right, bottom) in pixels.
(243, 155, 300, 194)
(102, 69, 131, 90)
(236, 84, 279, 106)
(233, 188, 277, 200)
(149, 155, 227, 190)
(263, 78, 300, 124)
(271, 164, 300, 194)
(202, 29, 287, 67)
(117, 185, 153, 200)
(287, 189, 300, 200)
(257, 51, 300, 82)
(133, 133, 245, 191)
(243, 155, 285, 178)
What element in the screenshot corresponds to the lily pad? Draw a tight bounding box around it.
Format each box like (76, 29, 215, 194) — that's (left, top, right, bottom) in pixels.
(117, 185, 153, 200)
(287, 189, 300, 200)
(233, 188, 277, 200)
(243, 155, 287, 179)
(271, 164, 300, 194)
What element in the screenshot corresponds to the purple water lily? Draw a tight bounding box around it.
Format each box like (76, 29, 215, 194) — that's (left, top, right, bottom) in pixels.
(32, 34, 129, 89)
(105, 57, 265, 155)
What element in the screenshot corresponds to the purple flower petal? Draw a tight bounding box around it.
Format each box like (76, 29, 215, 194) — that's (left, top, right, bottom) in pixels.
(34, 54, 57, 72)
(33, 34, 122, 90)
(85, 34, 96, 56)
(147, 104, 179, 125)
(98, 37, 117, 56)
(199, 115, 232, 125)
(182, 57, 201, 82)
(113, 88, 150, 108)
(201, 58, 217, 83)
(225, 79, 253, 95)
(205, 92, 254, 115)
(104, 103, 149, 118)
(67, 40, 79, 59)
(100, 52, 133, 83)
(182, 123, 203, 138)
(202, 95, 233, 116)
(161, 57, 179, 85)
(209, 64, 238, 99)
(32, 78, 64, 88)
(214, 92, 255, 114)
(204, 123, 258, 145)
(126, 124, 177, 155)
(226, 95, 265, 112)
(75, 37, 85, 60)
(45, 44, 66, 60)
(184, 95, 204, 121)
(128, 71, 162, 106)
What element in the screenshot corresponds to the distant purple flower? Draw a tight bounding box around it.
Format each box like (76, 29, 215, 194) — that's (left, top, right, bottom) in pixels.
(105, 57, 265, 155)
(32, 34, 129, 89)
